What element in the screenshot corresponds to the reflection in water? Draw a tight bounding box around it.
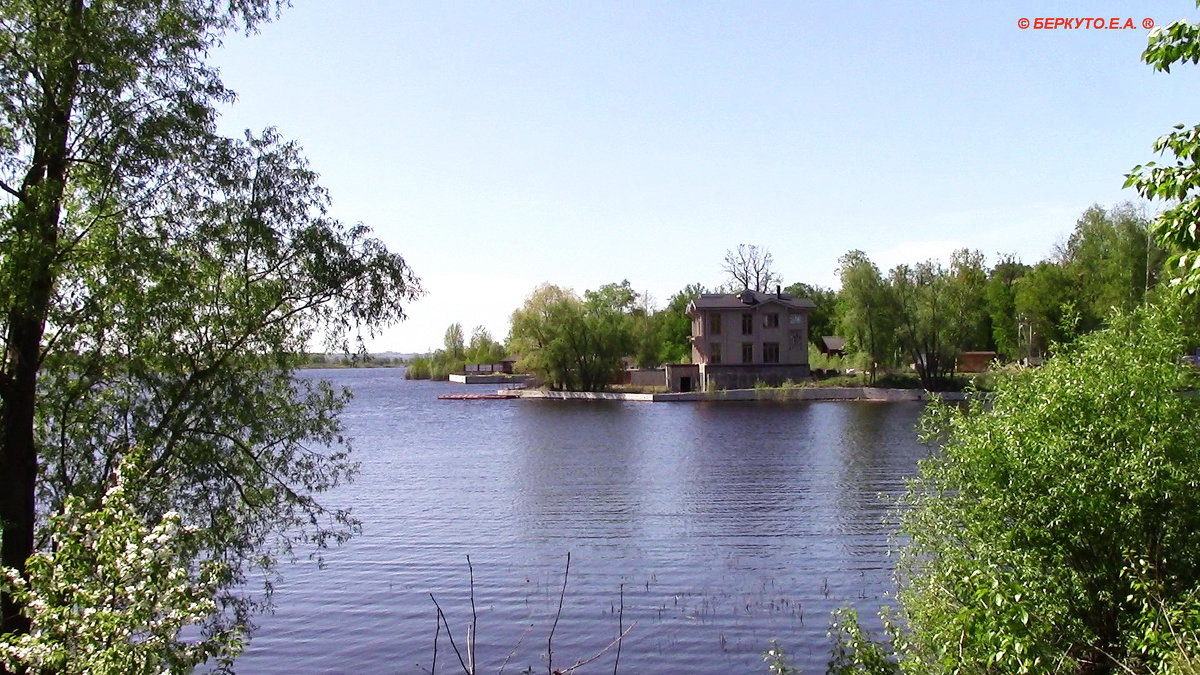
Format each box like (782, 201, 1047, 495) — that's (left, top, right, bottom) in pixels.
(234, 372, 928, 674)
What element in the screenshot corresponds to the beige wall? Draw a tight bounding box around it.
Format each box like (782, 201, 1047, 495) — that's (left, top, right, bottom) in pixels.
(691, 305, 809, 367)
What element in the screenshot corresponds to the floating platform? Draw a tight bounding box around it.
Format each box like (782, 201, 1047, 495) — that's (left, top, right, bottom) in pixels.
(437, 393, 521, 400)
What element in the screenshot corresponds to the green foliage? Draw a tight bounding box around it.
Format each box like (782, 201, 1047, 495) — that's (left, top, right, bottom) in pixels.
(1127, 10, 1200, 292)
(405, 324, 504, 380)
(763, 639, 799, 675)
(808, 343, 845, 373)
(945, 249, 992, 353)
(1, 455, 242, 674)
(1059, 204, 1162, 331)
(985, 255, 1029, 360)
(896, 299, 1200, 673)
(890, 261, 957, 390)
(837, 250, 897, 385)
(655, 283, 705, 364)
(508, 282, 636, 391)
(1014, 260, 1075, 357)
(827, 608, 900, 675)
(0, 0, 420, 645)
(444, 323, 466, 361)
(466, 325, 507, 365)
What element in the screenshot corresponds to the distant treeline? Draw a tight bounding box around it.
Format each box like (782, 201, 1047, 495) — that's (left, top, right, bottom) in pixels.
(404, 202, 1192, 391)
(404, 325, 506, 380)
(299, 353, 406, 368)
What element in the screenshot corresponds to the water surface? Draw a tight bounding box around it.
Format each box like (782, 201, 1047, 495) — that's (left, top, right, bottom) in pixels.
(235, 369, 928, 673)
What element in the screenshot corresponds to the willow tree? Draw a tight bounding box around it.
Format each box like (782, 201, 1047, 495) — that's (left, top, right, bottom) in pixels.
(509, 282, 634, 391)
(0, 0, 419, 655)
(836, 250, 895, 384)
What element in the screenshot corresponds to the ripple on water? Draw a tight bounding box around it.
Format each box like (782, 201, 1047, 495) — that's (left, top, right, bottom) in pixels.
(233, 371, 926, 674)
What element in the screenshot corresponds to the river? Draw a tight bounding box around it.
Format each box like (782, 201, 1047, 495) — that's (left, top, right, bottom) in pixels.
(232, 368, 929, 674)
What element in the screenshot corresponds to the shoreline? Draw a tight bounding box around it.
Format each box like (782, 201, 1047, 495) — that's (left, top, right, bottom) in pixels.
(506, 387, 969, 402)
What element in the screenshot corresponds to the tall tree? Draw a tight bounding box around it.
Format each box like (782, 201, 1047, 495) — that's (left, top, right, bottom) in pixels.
(985, 255, 1029, 360)
(1059, 204, 1163, 330)
(1014, 261, 1075, 358)
(785, 282, 838, 345)
(890, 261, 957, 390)
(0, 0, 420, 654)
(722, 243, 780, 292)
(465, 325, 505, 365)
(836, 251, 896, 384)
(657, 283, 705, 364)
(444, 322, 465, 361)
(509, 283, 635, 391)
(945, 248, 992, 353)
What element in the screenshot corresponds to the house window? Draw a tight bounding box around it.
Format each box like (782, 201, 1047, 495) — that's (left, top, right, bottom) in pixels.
(789, 313, 804, 325)
(742, 313, 753, 335)
(742, 343, 754, 363)
(763, 313, 779, 328)
(763, 342, 780, 364)
(708, 313, 721, 335)
(710, 342, 722, 364)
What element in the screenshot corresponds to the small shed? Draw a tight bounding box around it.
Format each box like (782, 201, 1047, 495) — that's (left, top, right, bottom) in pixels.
(665, 363, 700, 392)
(818, 336, 847, 357)
(956, 351, 998, 373)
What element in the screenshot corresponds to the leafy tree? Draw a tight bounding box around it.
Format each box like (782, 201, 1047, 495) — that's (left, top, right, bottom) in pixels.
(0, 0, 419, 651)
(465, 325, 506, 365)
(1014, 261, 1075, 358)
(630, 309, 662, 369)
(890, 261, 956, 390)
(581, 281, 639, 376)
(444, 323, 466, 361)
(896, 300, 1200, 672)
(836, 251, 896, 384)
(784, 282, 838, 345)
(1127, 10, 1200, 292)
(509, 283, 634, 391)
(945, 248, 992, 353)
(1059, 203, 1162, 330)
(656, 283, 705, 364)
(722, 244, 781, 292)
(985, 255, 1029, 360)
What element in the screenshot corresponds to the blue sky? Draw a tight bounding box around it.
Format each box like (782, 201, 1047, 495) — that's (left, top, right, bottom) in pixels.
(211, 1, 1200, 352)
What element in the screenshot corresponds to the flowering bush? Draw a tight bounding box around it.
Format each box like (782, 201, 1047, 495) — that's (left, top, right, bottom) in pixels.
(0, 460, 242, 674)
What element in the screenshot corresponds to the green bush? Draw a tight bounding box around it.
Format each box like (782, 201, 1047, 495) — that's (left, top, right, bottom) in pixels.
(0, 454, 242, 673)
(895, 299, 1200, 672)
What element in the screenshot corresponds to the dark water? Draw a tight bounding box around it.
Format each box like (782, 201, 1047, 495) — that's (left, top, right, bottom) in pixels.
(233, 369, 929, 674)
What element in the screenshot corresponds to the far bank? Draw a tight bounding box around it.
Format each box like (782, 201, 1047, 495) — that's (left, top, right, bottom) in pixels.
(504, 387, 969, 403)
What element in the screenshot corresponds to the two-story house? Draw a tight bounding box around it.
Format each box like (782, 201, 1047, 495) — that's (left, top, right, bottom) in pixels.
(666, 287, 814, 391)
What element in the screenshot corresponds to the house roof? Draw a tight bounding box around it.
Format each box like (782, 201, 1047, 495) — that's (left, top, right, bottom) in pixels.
(819, 336, 847, 352)
(688, 290, 815, 313)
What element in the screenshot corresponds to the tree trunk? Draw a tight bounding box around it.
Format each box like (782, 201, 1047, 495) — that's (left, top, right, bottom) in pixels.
(0, 0, 80, 640)
(0, 311, 42, 638)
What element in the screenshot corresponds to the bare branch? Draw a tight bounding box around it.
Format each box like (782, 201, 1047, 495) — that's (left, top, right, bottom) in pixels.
(557, 622, 637, 674)
(613, 583, 623, 675)
(430, 593, 471, 675)
(548, 551, 570, 675)
(722, 243, 780, 292)
(0, 179, 23, 201)
(468, 555, 477, 674)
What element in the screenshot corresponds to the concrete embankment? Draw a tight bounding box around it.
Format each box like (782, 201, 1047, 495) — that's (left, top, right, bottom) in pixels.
(448, 373, 529, 384)
(509, 387, 967, 402)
